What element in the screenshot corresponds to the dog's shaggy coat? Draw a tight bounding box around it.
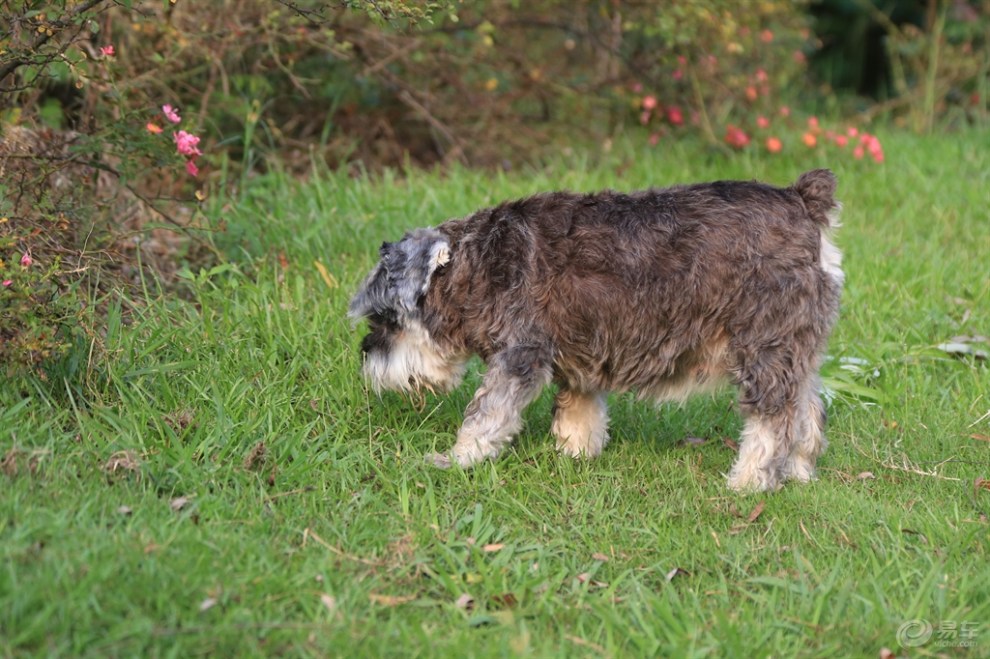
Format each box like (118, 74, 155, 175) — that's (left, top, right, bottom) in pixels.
(350, 169, 843, 491)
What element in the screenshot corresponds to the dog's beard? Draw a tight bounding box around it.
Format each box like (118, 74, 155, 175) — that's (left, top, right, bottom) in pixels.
(362, 320, 465, 394)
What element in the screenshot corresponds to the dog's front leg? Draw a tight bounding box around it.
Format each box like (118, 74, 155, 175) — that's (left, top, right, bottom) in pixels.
(429, 344, 552, 468)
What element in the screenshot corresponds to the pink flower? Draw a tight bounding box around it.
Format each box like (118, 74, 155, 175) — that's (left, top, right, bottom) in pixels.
(648, 132, 660, 147)
(146, 122, 163, 134)
(779, 105, 791, 118)
(756, 116, 770, 129)
(852, 146, 865, 160)
(666, 106, 684, 126)
(766, 136, 782, 153)
(641, 95, 658, 111)
(185, 159, 200, 177)
(808, 116, 820, 131)
(724, 125, 750, 149)
(162, 104, 182, 124)
(639, 110, 651, 125)
(755, 69, 768, 83)
(802, 132, 817, 148)
(847, 126, 859, 138)
(100, 45, 115, 57)
(760, 29, 774, 43)
(672, 69, 683, 81)
(2, 280, 11, 288)
(834, 135, 848, 147)
(173, 130, 202, 157)
(631, 82, 643, 93)
(20, 252, 32, 268)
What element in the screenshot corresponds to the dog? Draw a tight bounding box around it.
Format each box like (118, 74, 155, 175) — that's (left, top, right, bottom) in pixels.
(349, 170, 843, 492)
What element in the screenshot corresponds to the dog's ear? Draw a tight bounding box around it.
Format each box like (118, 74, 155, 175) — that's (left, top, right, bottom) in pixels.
(348, 260, 390, 321)
(349, 230, 451, 320)
(392, 229, 450, 312)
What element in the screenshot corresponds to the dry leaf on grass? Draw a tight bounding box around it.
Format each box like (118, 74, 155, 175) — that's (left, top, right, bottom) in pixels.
(969, 433, 990, 442)
(102, 450, 141, 474)
(242, 441, 267, 471)
(117, 505, 133, 516)
(170, 496, 191, 512)
(682, 436, 707, 446)
(746, 501, 766, 523)
(665, 567, 690, 582)
(482, 543, 504, 553)
(975, 477, 990, 494)
(369, 593, 416, 606)
(319, 594, 337, 614)
(723, 437, 740, 452)
(878, 648, 896, 659)
(455, 593, 474, 611)
(857, 471, 875, 480)
(592, 552, 609, 562)
(199, 597, 218, 612)
(491, 593, 518, 608)
(576, 573, 608, 588)
(1, 448, 21, 477)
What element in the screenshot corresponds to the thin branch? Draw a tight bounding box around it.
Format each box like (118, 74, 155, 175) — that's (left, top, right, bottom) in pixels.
(0, 0, 111, 86)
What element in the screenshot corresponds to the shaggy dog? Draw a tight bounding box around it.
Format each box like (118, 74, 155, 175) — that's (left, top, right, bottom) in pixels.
(349, 170, 842, 491)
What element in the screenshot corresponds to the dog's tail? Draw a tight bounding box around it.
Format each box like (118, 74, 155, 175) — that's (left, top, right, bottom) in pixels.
(794, 169, 839, 228)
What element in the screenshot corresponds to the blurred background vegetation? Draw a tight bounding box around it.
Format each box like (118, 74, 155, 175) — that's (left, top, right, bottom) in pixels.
(0, 0, 987, 370)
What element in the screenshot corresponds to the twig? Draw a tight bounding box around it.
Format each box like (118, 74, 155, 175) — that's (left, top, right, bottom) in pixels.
(302, 527, 385, 566)
(0, 0, 111, 87)
(853, 443, 962, 482)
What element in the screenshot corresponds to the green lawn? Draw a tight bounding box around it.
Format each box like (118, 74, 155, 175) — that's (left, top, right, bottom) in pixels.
(2, 129, 988, 657)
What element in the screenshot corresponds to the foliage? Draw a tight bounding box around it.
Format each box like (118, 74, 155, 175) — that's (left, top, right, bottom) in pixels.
(811, 0, 988, 133)
(1, 128, 988, 656)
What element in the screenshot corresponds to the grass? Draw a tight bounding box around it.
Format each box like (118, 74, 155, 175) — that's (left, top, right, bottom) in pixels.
(2, 128, 988, 657)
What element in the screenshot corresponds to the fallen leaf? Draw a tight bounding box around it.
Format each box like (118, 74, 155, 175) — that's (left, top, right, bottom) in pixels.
(242, 442, 267, 471)
(454, 593, 474, 611)
(879, 648, 895, 659)
(949, 334, 989, 344)
(682, 436, 707, 446)
(936, 342, 988, 360)
(491, 592, 518, 608)
(976, 477, 990, 494)
(199, 597, 218, 612)
(319, 593, 337, 614)
(723, 437, 740, 452)
(665, 567, 690, 582)
(170, 496, 190, 512)
(575, 573, 608, 588)
(117, 505, 133, 516)
(1, 448, 21, 477)
(746, 501, 766, 523)
(857, 471, 875, 480)
(482, 543, 504, 553)
(102, 450, 141, 474)
(313, 260, 338, 289)
(369, 593, 416, 606)
(591, 552, 609, 562)
(970, 434, 990, 442)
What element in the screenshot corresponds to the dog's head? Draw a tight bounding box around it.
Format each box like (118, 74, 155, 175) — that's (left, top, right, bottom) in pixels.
(348, 228, 466, 393)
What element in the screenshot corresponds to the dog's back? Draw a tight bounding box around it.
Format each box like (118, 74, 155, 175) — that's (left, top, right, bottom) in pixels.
(429, 171, 842, 402)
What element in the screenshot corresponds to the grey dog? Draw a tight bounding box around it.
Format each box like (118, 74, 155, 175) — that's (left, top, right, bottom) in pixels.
(349, 169, 843, 491)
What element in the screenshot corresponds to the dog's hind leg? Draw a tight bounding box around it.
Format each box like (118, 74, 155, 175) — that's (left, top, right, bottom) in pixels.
(429, 344, 552, 468)
(552, 390, 610, 458)
(781, 379, 828, 482)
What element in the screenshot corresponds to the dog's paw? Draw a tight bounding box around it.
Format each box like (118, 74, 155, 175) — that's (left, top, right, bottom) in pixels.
(426, 452, 453, 469)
